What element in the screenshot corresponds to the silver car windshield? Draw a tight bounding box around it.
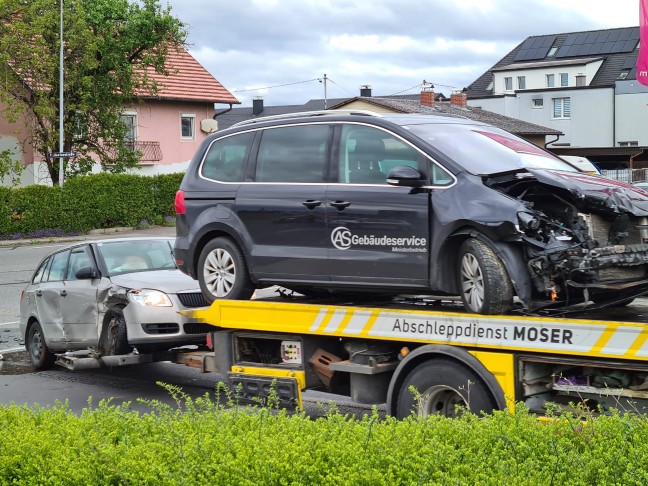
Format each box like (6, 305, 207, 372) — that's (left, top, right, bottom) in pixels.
(407, 123, 578, 175)
(96, 239, 176, 276)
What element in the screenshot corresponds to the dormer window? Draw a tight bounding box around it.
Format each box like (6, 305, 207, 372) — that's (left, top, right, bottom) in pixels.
(547, 46, 558, 57)
(504, 77, 513, 90)
(618, 70, 630, 80)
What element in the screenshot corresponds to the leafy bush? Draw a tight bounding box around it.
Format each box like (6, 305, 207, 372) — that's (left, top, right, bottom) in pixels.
(0, 173, 183, 239)
(1, 392, 648, 485)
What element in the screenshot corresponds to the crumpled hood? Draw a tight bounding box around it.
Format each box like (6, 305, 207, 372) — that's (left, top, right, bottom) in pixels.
(527, 168, 648, 215)
(109, 269, 200, 293)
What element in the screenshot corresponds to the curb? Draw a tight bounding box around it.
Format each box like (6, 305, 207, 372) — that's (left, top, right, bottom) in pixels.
(0, 226, 174, 248)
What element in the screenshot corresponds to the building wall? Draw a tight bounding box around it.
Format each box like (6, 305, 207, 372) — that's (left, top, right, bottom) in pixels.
(125, 100, 216, 165)
(492, 61, 603, 95)
(615, 80, 648, 146)
(0, 101, 38, 186)
(469, 88, 615, 148)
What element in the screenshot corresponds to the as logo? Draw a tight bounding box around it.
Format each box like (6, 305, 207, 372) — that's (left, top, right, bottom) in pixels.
(331, 227, 352, 250)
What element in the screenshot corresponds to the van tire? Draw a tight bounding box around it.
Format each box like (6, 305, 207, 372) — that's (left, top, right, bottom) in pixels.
(457, 238, 513, 315)
(395, 358, 499, 418)
(198, 237, 255, 303)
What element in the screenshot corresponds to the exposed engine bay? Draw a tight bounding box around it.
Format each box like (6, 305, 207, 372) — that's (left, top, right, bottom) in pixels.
(488, 169, 648, 307)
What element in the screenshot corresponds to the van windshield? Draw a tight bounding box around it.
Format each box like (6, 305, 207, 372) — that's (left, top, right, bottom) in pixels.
(406, 123, 577, 175)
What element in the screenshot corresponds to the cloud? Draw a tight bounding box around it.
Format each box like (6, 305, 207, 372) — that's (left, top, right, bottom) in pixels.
(165, 0, 640, 106)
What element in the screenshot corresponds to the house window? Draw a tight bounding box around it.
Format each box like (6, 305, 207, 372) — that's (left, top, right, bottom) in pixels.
(532, 99, 544, 108)
(560, 73, 568, 87)
(576, 75, 586, 87)
(504, 77, 513, 90)
(120, 112, 137, 149)
(517, 76, 526, 89)
(546, 74, 555, 87)
(619, 141, 639, 147)
(553, 97, 571, 118)
(181, 114, 196, 140)
(548, 46, 558, 57)
(618, 70, 630, 80)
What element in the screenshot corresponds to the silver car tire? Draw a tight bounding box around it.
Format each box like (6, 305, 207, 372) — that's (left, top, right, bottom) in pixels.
(197, 237, 255, 303)
(458, 238, 513, 315)
(104, 314, 130, 356)
(26, 321, 56, 370)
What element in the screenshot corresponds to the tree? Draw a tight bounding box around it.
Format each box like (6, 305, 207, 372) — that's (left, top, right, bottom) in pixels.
(0, 0, 186, 183)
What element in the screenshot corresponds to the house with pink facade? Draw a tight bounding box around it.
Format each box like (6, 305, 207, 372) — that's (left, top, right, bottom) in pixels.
(1, 46, 239, 186)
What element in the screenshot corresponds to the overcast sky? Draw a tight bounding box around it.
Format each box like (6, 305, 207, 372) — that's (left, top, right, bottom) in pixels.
(163, 0, 641, 107)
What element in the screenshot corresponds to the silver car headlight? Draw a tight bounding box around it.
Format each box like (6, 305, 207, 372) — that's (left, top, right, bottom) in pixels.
(127, 289, 173, 307)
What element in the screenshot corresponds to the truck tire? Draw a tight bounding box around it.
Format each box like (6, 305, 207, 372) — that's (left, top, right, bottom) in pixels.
(104, 314, 131, 356)
(198, 237, 255, 303)
(458, 238, 513, 314)
(26, 320, 56, 370)
(395, 358, 499, 418)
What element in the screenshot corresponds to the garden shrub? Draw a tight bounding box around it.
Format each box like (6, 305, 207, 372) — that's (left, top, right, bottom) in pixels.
(1, 396, 648, 485)
(0, 173, 183, 239)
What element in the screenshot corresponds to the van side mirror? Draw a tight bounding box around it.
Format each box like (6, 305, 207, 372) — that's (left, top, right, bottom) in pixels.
(386, 166, 425, 187)
(75, 266, 99, 280)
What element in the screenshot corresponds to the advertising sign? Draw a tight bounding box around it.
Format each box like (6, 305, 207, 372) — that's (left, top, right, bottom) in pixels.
(639, 0, 648, 86)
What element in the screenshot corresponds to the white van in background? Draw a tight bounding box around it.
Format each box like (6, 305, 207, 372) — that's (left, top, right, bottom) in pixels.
(560, 155, 600, 175)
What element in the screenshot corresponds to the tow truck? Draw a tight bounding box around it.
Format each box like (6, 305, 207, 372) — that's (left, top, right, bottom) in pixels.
(55, 295, 648, 417)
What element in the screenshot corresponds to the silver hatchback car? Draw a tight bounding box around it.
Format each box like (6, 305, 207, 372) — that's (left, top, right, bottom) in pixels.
(19, 237, 210, 369)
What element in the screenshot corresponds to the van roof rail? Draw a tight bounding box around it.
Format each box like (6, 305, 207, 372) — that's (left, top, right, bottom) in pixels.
(230, 110, 382, 128)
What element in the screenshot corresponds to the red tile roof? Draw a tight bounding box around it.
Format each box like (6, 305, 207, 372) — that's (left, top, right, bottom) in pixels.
(139, 46, 239, 104)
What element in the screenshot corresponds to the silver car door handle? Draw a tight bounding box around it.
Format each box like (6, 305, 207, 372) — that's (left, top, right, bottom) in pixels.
(60, 290, 67, 297)
(36, 290, 42, 297)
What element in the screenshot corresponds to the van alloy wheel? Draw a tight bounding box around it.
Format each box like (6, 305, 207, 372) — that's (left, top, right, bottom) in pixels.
(198, 237, 255, 303)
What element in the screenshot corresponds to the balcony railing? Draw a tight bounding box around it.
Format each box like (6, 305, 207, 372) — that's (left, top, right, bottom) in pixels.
(125, 141, 163, 162)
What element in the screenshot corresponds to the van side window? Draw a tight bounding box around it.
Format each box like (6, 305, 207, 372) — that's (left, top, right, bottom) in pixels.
(338, 125, 421, 184)
(255, 125, 330, 183)
(201, 132, 254, 182)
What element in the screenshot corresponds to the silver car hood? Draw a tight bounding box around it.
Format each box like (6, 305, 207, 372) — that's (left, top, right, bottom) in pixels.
(109, 270, 200, 293)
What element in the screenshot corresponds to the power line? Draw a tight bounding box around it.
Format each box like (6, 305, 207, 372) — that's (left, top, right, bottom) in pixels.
(233, 78, 320, 93)
(325, 77, 355, 96)
(387, 80, 461, 97)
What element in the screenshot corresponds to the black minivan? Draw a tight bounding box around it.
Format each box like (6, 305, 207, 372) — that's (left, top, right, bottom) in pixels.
(174, 111, 648, 314)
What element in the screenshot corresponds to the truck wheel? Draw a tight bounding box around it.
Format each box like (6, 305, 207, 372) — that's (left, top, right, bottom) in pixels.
(396, 359, 499, 418)
(26, 321, 56, 370)
(458, 238, 513, 314)
(198, 237, 255, 303)
(104, 314, 131, 356)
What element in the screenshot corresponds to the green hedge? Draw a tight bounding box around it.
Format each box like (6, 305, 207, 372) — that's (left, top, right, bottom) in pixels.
(0, 173, 183, 238)
(1, 393, 648, 485)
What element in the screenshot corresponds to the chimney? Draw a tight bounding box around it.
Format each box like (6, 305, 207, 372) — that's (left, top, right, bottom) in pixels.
(450, 91, 467, 108)
(420, 85, 435, 107)
(360, 85, 372, 97)
(252, 97, 264, 115)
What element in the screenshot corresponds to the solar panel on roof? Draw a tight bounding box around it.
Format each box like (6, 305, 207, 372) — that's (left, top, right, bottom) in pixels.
(556, 29, 639, 58)
(513, 35, 557, 62)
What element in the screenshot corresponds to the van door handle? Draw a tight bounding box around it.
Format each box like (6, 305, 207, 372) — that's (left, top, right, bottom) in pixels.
(60, 290, 67, 297)
(302, 200, 322, 209)
(330, 200, 351, 210)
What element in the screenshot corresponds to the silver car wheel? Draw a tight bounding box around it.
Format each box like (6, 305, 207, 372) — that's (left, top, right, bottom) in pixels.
(417, 385, 467, 418)
(30, 328, 45, 362)
(203, 248, 236, 297)
(461, 252, 484, 311)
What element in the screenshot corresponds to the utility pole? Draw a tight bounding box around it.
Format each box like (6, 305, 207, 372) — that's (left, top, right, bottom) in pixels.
(323, 73, 328, 109)
(58, 0, 64, 187)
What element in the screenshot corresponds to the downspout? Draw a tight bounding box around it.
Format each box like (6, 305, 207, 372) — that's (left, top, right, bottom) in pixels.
(214, 103, 234, 119)
(544, 134, 561, 148)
